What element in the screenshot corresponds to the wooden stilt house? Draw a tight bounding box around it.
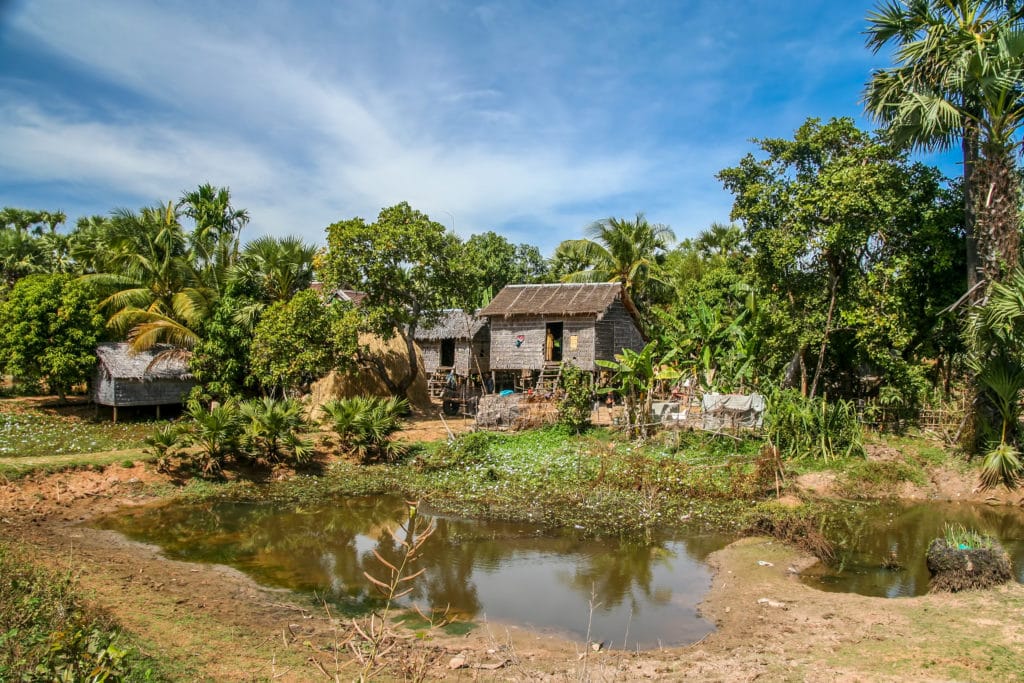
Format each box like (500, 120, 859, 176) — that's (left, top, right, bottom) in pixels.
(479, 283, 645, 390)
(93, 343, 194, 422)
(415, 310, 490, 377)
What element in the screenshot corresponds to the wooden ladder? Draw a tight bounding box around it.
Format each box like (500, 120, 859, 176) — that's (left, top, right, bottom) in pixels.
(535, 362, 563, 394)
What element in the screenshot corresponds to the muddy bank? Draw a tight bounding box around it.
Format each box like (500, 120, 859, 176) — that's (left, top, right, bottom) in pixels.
(3, 465, 1023, 681)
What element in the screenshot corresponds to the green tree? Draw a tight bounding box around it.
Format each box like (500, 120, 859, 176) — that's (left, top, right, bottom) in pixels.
(84, 202, 215, 351)
(320, 202, 463, 394)
(459, 231, 549, 305)
(718, 117, 963, 400)
(179, 183, 249, 292)
(188, 291, 259, 402)
(0, 274, 105, 399)
(249, 289, 358, 397)
(864, 0, 1024, 286)
(232, 235, 317, 304)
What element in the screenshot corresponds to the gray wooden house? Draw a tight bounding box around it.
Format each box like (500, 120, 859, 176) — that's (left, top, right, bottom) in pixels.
(93, 342, 195, 421)
(414, 309, 490, 377)
(479, 283, 645, 381)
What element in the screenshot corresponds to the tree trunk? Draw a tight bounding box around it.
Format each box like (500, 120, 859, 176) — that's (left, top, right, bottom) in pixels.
(974, 145, 1021, 284)
(808, 271, 839, 400)
(963, 126, 981, 298)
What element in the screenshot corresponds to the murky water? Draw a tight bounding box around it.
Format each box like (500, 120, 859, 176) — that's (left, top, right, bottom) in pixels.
(95, 496, 1024, 648)
(804, 501, 1024, 597)
(94, 496, 731, 649)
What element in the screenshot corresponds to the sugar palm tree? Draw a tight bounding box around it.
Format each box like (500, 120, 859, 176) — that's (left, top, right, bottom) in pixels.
(864, 0, 1024, 286)
(554, 213, 675, 306)
(232, 235, 317, 303)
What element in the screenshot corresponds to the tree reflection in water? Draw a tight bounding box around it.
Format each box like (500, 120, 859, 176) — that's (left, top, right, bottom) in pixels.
(95, 496, 731, 647)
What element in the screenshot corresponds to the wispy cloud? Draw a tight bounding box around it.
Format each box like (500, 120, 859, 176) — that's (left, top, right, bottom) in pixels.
(0, 1, 918, 251)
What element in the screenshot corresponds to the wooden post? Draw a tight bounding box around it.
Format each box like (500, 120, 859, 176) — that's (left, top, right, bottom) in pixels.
(156, 404, 161, 419)
(112, 405, 118, 424)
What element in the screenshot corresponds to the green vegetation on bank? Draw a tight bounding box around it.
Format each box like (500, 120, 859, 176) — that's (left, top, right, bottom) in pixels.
(0, 543, 171, 681)
(0, 404, 165, 458)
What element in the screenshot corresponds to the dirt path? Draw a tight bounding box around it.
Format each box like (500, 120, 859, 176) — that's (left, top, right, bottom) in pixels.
(4, 463, 1024, 681)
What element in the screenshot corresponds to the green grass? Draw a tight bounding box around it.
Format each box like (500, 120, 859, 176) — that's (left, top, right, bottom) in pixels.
(0, 448, 154, 480)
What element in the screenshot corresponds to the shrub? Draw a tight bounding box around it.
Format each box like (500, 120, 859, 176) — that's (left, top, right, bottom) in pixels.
(764, 388, 863, 461)
(143, 423, 183, 472)
(240, 397, 313, 466)
(557, 364, 593, 432)
(321, 396, 408, 463)
(179, 400, 243, 475)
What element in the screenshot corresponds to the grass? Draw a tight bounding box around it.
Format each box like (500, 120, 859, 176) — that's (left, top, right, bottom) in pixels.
(0, 401, 168, 458)
(0, 447, 154, 480)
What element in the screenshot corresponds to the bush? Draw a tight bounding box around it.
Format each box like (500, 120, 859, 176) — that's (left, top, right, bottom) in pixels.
(321, 396, 408, 463)
(0, 544, 162, 681)
(239, 397, 313, 466)
(557, 364, 593, 432)
(764, 389, 863, 461)
(179, 400, 243, 475)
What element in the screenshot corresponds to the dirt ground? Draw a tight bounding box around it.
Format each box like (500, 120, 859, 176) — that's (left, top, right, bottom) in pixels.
(2, 456, 1023, 681)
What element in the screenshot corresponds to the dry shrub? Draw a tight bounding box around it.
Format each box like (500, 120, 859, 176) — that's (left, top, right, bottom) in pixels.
(926, 539, 1014, 593)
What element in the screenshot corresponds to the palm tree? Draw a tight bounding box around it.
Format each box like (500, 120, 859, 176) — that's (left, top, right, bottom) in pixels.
(864, 0, 1024, 286)
(232, 235, 317, 303)
(179, 183, 250, 292)
(694, 222, 746, 262)
(554, 213, 675, 305)
(84, 202, 216, 351)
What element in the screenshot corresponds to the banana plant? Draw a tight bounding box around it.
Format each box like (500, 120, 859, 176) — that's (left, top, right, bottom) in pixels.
(597, 341, 680, 439)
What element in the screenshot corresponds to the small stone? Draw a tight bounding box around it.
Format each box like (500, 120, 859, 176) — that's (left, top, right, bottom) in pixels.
(757, 560, 774, 567)
(448, 656, 467, 670)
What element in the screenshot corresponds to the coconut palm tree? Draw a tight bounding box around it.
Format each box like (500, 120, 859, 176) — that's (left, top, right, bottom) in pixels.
(554, 213, 675, 306)
(84, 202, 216, 351)
(864, 0, 1024, 286)
(179, 183, 250, 292)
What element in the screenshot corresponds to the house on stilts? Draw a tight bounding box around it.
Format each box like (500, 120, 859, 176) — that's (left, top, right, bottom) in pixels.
(93, 342, 194, 422)
(414, 309, 490, 398)
(478, 282, 645, 392)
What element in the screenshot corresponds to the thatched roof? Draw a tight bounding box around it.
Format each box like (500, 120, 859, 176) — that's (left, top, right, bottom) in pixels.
(414, 309, 486, 341)
(95, 342, 192, 381)
(479, 283, 640, 322)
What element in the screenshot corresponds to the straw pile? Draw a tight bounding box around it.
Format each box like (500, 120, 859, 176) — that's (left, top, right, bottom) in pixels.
(307, 333, 432, 416)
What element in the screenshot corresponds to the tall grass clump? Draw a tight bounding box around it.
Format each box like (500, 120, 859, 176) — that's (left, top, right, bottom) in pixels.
(321, 396, 408, 463)
(764, 388, 863, 462)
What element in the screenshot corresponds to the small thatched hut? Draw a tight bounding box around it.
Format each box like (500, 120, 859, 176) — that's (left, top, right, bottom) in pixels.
(93, 342, 194, 421)
(414, 310, 490, 377)
(479, 283, 645, 375)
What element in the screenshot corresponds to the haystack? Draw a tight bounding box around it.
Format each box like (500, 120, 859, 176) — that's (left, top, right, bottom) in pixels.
(307, 333, 432, 416)
(926, 538, 1013, 592)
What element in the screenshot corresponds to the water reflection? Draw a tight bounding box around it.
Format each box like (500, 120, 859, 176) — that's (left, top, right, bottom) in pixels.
(805, 501, 1024, 597)
(95, 496, 731, 649)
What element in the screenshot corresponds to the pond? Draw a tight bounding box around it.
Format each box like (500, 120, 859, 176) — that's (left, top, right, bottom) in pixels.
(94, 496, 1024, 649)
(802, 501, 1024, 598)
(94, 496, 732, 650)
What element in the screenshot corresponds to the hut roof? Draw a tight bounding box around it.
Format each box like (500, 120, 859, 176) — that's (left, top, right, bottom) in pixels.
(309, 282, 367, 307)
(414, 309, 486, 341)
(479, 283, 641, 322)
(95, 343, 192, 381)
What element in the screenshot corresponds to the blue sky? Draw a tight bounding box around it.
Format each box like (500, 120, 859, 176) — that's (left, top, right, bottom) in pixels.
(0, 0, 954, 254)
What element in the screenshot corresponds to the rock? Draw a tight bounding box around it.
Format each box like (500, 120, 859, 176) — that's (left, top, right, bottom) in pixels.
(448, 655, 467, 670)
(757, 560, 774, 567)
(757, 598, 787, 609)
